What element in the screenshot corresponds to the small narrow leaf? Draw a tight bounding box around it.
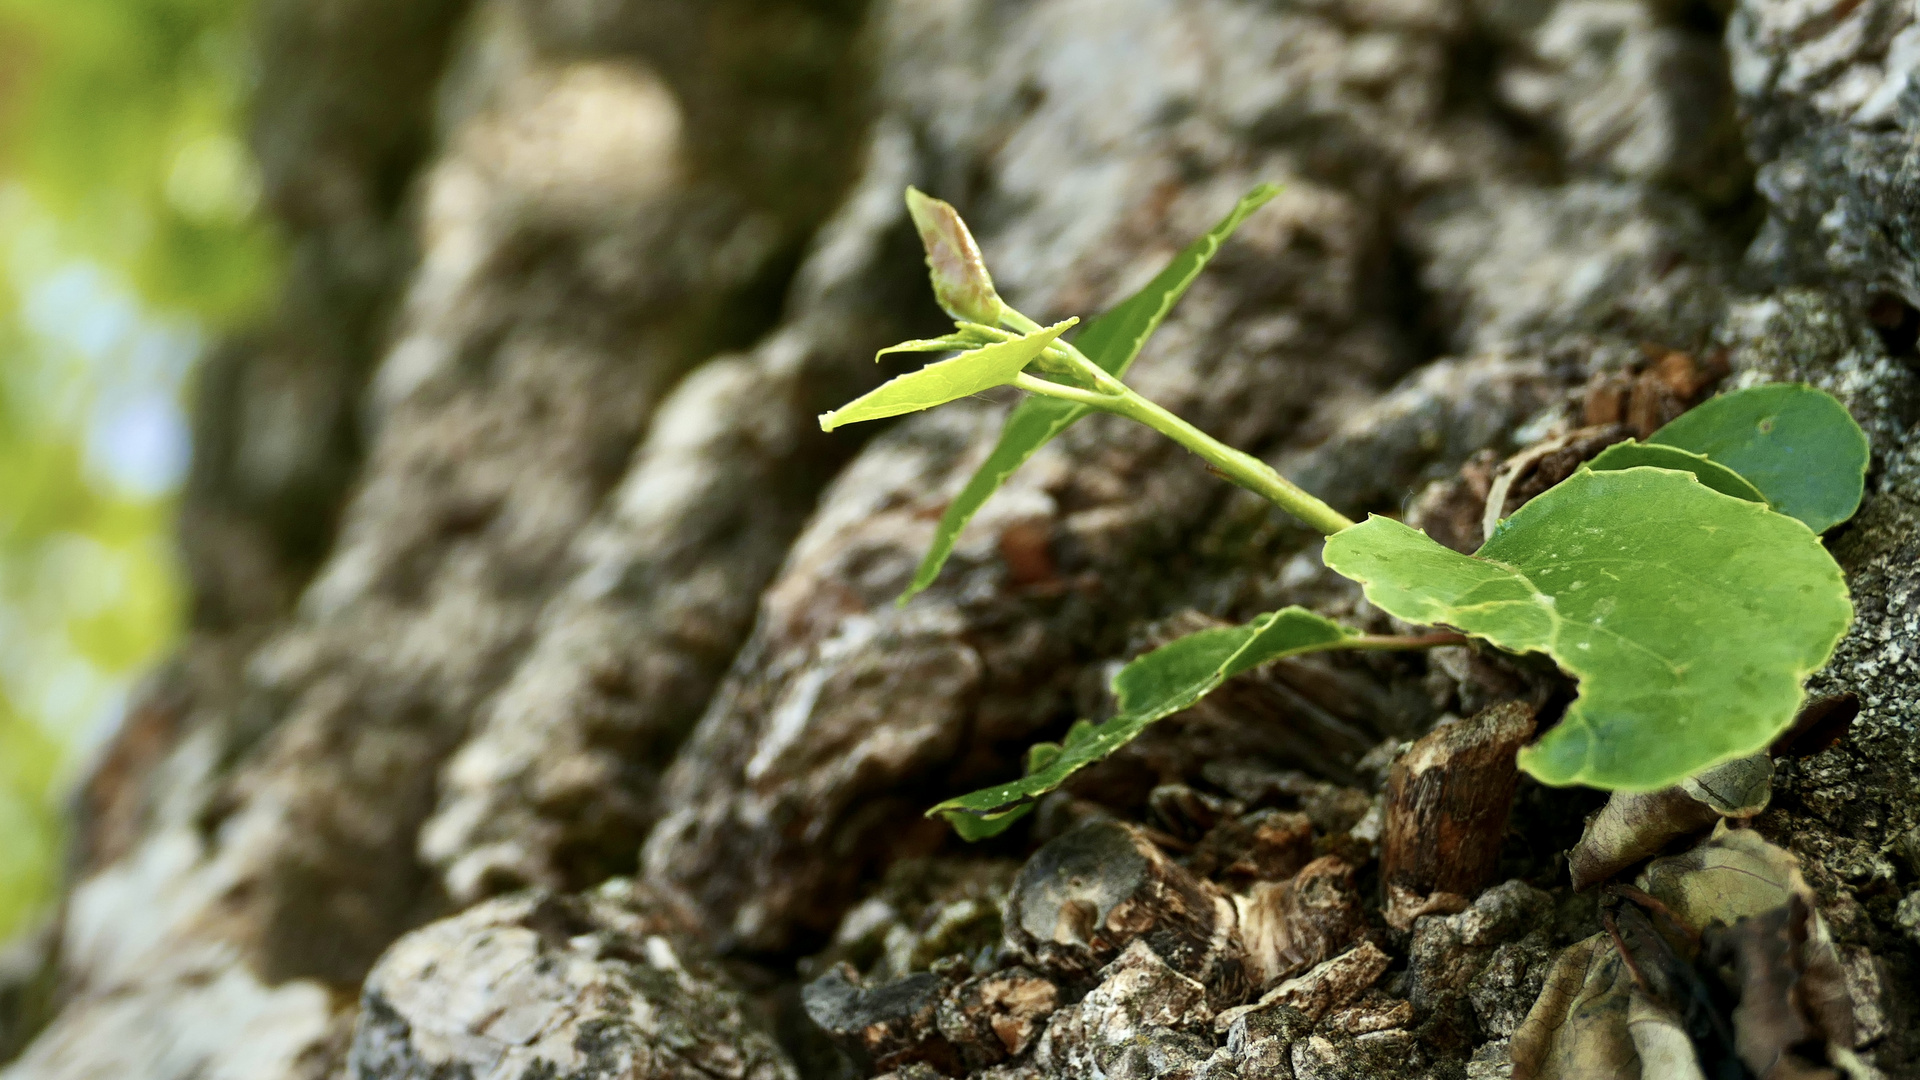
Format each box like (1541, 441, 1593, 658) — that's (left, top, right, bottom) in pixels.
(897, 396, 1079, 600)
(943, 727, 1097, 840)
(906, 188, 1006, 325)
(1587, 440, 1765, 503)
(818, 319, 1075, 431)
(932, 607, 1357, 831)
(898, 184, 1282, 602)
(1323, 467, 1852, 791)
(874, 325, 1002, 359)
(1649, 383, 1868, 532)
(1069, 183, 1282, 378)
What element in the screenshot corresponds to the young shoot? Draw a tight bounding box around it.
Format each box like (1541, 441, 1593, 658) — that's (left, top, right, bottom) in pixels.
(820, 185, 1865, 837)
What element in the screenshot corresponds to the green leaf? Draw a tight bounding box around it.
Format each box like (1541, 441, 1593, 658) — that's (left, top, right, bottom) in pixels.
(1649, 383, 1868, 532)
(818, 319, 1075, 431)
(906, 188, 1007, 325)
(947, 803, 1030, 840)
(1587, 440, 1766, 503)
(1068, 183, 1283, 379)
(898, 183, 1282, 603)
(874, 324, 1003, 359)
(1323, 467, 1852, 791)
(1026, 734, 1074, 774)
(940, 725, 1090, 840)
(932, 607, 1357, 830)
(895, 397, 1083, 601)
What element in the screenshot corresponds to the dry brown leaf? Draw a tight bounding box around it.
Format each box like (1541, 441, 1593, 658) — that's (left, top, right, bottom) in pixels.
(1626, 993, 1707, 1080)
(1569, 756, 1773, 891)
(1638, 823, 1808, 930)
(1704, 894, 1855, 1079)
(1518, 827, 1872, 1080)
(1510, 935, 1642, 1080)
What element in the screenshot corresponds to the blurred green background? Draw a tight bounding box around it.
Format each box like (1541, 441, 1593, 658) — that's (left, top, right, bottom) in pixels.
(0, 0, 275, 943)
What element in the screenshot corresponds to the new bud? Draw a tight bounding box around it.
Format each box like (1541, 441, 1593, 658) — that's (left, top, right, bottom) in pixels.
(905, 187, 1006, 325)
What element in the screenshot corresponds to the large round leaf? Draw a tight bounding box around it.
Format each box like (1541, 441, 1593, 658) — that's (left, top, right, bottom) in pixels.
(1586, 440, 1764, 504)
(1650, 383, 1867, 532)
(1324, 467, 1852, 790)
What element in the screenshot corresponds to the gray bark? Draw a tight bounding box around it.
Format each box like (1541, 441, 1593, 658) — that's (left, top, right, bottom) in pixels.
(5, 0, 1920, 1076)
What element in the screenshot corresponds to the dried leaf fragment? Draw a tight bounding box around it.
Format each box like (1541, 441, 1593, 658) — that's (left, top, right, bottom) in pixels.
(1625, 993, 1707, 1080)
(1214, 940, 1391, 1030)
(1569, 756, 1773, 891)
(1637, 823, 1810, 930)
(1519, 828, 1866, 1080)
(1232, 856, 1366, 985)
(1510, 934, 1641, 1080)
(1703, 894, 1856, 1079)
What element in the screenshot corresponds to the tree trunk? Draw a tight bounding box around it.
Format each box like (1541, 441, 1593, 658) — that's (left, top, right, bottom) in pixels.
(5, 0, 1919, 1076)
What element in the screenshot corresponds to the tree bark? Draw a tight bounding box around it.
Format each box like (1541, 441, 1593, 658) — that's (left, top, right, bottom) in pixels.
(6, 0, 1920, 1076)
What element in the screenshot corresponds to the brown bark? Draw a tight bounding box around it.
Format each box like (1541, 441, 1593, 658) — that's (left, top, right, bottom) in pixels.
(1382, 702, 1538, 930)
(7, 0, 1920, 1075)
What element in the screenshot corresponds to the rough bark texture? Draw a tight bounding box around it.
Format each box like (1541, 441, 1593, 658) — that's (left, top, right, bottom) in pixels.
(6, 0, 1920, 1076)
(1381, 702, 1537, 929)
(346, 880, 797, 1080)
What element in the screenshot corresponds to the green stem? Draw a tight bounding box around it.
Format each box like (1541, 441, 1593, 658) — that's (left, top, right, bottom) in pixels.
(1002, 310, 1129, 394)
(1102, 390, 1356, 535)
(1005, 308, 1355, 535)
(1010, 372, 1121, 409)
(1000, 309, 1044, 334)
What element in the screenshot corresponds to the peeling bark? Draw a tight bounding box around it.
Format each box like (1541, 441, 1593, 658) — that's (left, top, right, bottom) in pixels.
(1382, 702, 1538, 929)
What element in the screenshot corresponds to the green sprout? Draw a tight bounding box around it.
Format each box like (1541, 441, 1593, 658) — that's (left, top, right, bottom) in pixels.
(821, 186, 1864, 837)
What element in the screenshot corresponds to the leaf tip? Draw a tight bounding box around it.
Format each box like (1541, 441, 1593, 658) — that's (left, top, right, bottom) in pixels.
(940, 804, 1029, 842)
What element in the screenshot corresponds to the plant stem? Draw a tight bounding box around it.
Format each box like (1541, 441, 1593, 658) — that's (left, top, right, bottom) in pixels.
(1049, 338, 1131, 394)
(1004, 308, 1355, 535)
(1000, 309, 1045, 334)
(1010, 372, 1120, 408)
(1002, 310, 1131, 394)
(1102, 390, 1356, 535)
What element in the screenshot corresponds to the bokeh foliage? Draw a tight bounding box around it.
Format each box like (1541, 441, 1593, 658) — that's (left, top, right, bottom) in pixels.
(0, 0, 276, 941)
